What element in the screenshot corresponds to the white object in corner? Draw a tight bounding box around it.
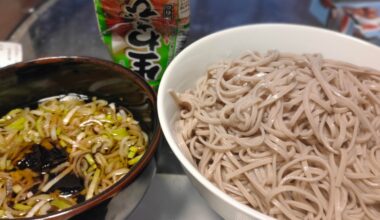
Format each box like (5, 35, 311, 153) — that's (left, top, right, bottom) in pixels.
(0, 42, 22, 68)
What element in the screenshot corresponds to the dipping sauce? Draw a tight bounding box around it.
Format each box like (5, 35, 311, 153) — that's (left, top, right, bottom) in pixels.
(0, 95, 147, 218)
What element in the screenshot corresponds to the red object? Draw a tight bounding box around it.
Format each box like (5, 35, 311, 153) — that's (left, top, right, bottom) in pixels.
(321, 0, 335, 8)
(339, 14, 350, 32)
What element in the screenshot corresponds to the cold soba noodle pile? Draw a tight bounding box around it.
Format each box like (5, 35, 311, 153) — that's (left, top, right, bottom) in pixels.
(171, 51, 380, 220)
(0, 96, 147, 218)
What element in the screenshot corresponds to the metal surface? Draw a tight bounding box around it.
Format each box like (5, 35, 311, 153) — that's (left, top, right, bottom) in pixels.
(106, 159, 157, 220)
(127, 174, 221, 220)
(8, 0, 320, 219)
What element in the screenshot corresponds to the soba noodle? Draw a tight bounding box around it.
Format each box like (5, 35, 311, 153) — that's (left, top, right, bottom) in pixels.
(171, 50, 380, 220)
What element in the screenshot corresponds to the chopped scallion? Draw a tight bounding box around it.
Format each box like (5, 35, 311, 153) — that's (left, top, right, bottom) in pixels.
(6, 117, 26, 130)
(84, 154, 95, 166)
(127, 153, 143, 166)
(50, 198, 71, 210)
(12, 184, 22, 194)
(110, 128, 128, 141)
(14, 203, 31, 211)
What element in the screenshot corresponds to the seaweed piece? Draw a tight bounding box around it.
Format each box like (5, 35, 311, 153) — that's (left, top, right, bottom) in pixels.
(48, 173, 84, 196)
(17, 144, 68, 173)
(16, 145, 42, 172)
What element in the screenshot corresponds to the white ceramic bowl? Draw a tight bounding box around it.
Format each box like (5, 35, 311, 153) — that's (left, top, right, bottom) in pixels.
(157, 24, 380, 220)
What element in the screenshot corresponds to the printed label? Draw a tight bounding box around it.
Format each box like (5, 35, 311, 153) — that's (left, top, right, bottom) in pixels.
(94, 0, 190, 89)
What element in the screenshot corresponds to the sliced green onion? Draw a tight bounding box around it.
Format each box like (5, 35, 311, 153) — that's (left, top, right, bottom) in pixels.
(0, 109, 22, 123)
(26, 200, 48, 217)
(56, 127, 62, 136)
(129, 146, 138, 152)
(12, 184, 22, 194)
(38, 202, 51, 215)
(87, 163, 98, 172)
(0, 156, 6, 171)
(127, 146, 137, 159)
(7, 108, 23, 117)
(106, 168, 129, 179)
(5, 117, 26, 130)
(36, 117, 44, 137)
(127, 151, 136, 159)
(84, 154, 95, 166)
(127, 153, 144, 166)
(14, 203, 31, 211)
(25, 194, 51, 206)
(58, 134, 75, 146)
(110, 128, 128, 141)
(105, 114, 113, 121)
(59, 140, 67, 148)
(50, 198, 71, 210)
(62, 106, 80, 125)
(86, 169, 100, 200)
(6, 160, 13, 170)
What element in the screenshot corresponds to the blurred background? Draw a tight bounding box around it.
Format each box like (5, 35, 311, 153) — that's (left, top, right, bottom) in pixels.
(2, 0, 380, 60)
(0, 0, 42, 40)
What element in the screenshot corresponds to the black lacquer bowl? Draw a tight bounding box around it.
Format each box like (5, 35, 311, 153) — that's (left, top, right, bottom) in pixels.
(0, 57, 161, 220)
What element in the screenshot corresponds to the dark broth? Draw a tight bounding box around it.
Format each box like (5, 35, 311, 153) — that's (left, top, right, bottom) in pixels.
(0, 94, 148, 218)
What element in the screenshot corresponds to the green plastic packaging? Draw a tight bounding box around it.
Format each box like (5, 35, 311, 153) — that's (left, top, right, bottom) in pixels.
(94, 0, 190, 89)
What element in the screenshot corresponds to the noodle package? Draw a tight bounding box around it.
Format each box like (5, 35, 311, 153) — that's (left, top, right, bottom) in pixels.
(94, 0, 190, 89)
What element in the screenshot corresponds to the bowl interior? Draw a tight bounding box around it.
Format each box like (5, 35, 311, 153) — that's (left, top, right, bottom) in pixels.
(157, 24, 380, 219)
(0, 56, 160, 219)
(0, 57, 156, 133)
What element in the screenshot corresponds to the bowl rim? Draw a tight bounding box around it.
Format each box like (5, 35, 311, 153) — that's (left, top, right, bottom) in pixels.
(0, 56, 162, 220)
(157, 23, 380, 219)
